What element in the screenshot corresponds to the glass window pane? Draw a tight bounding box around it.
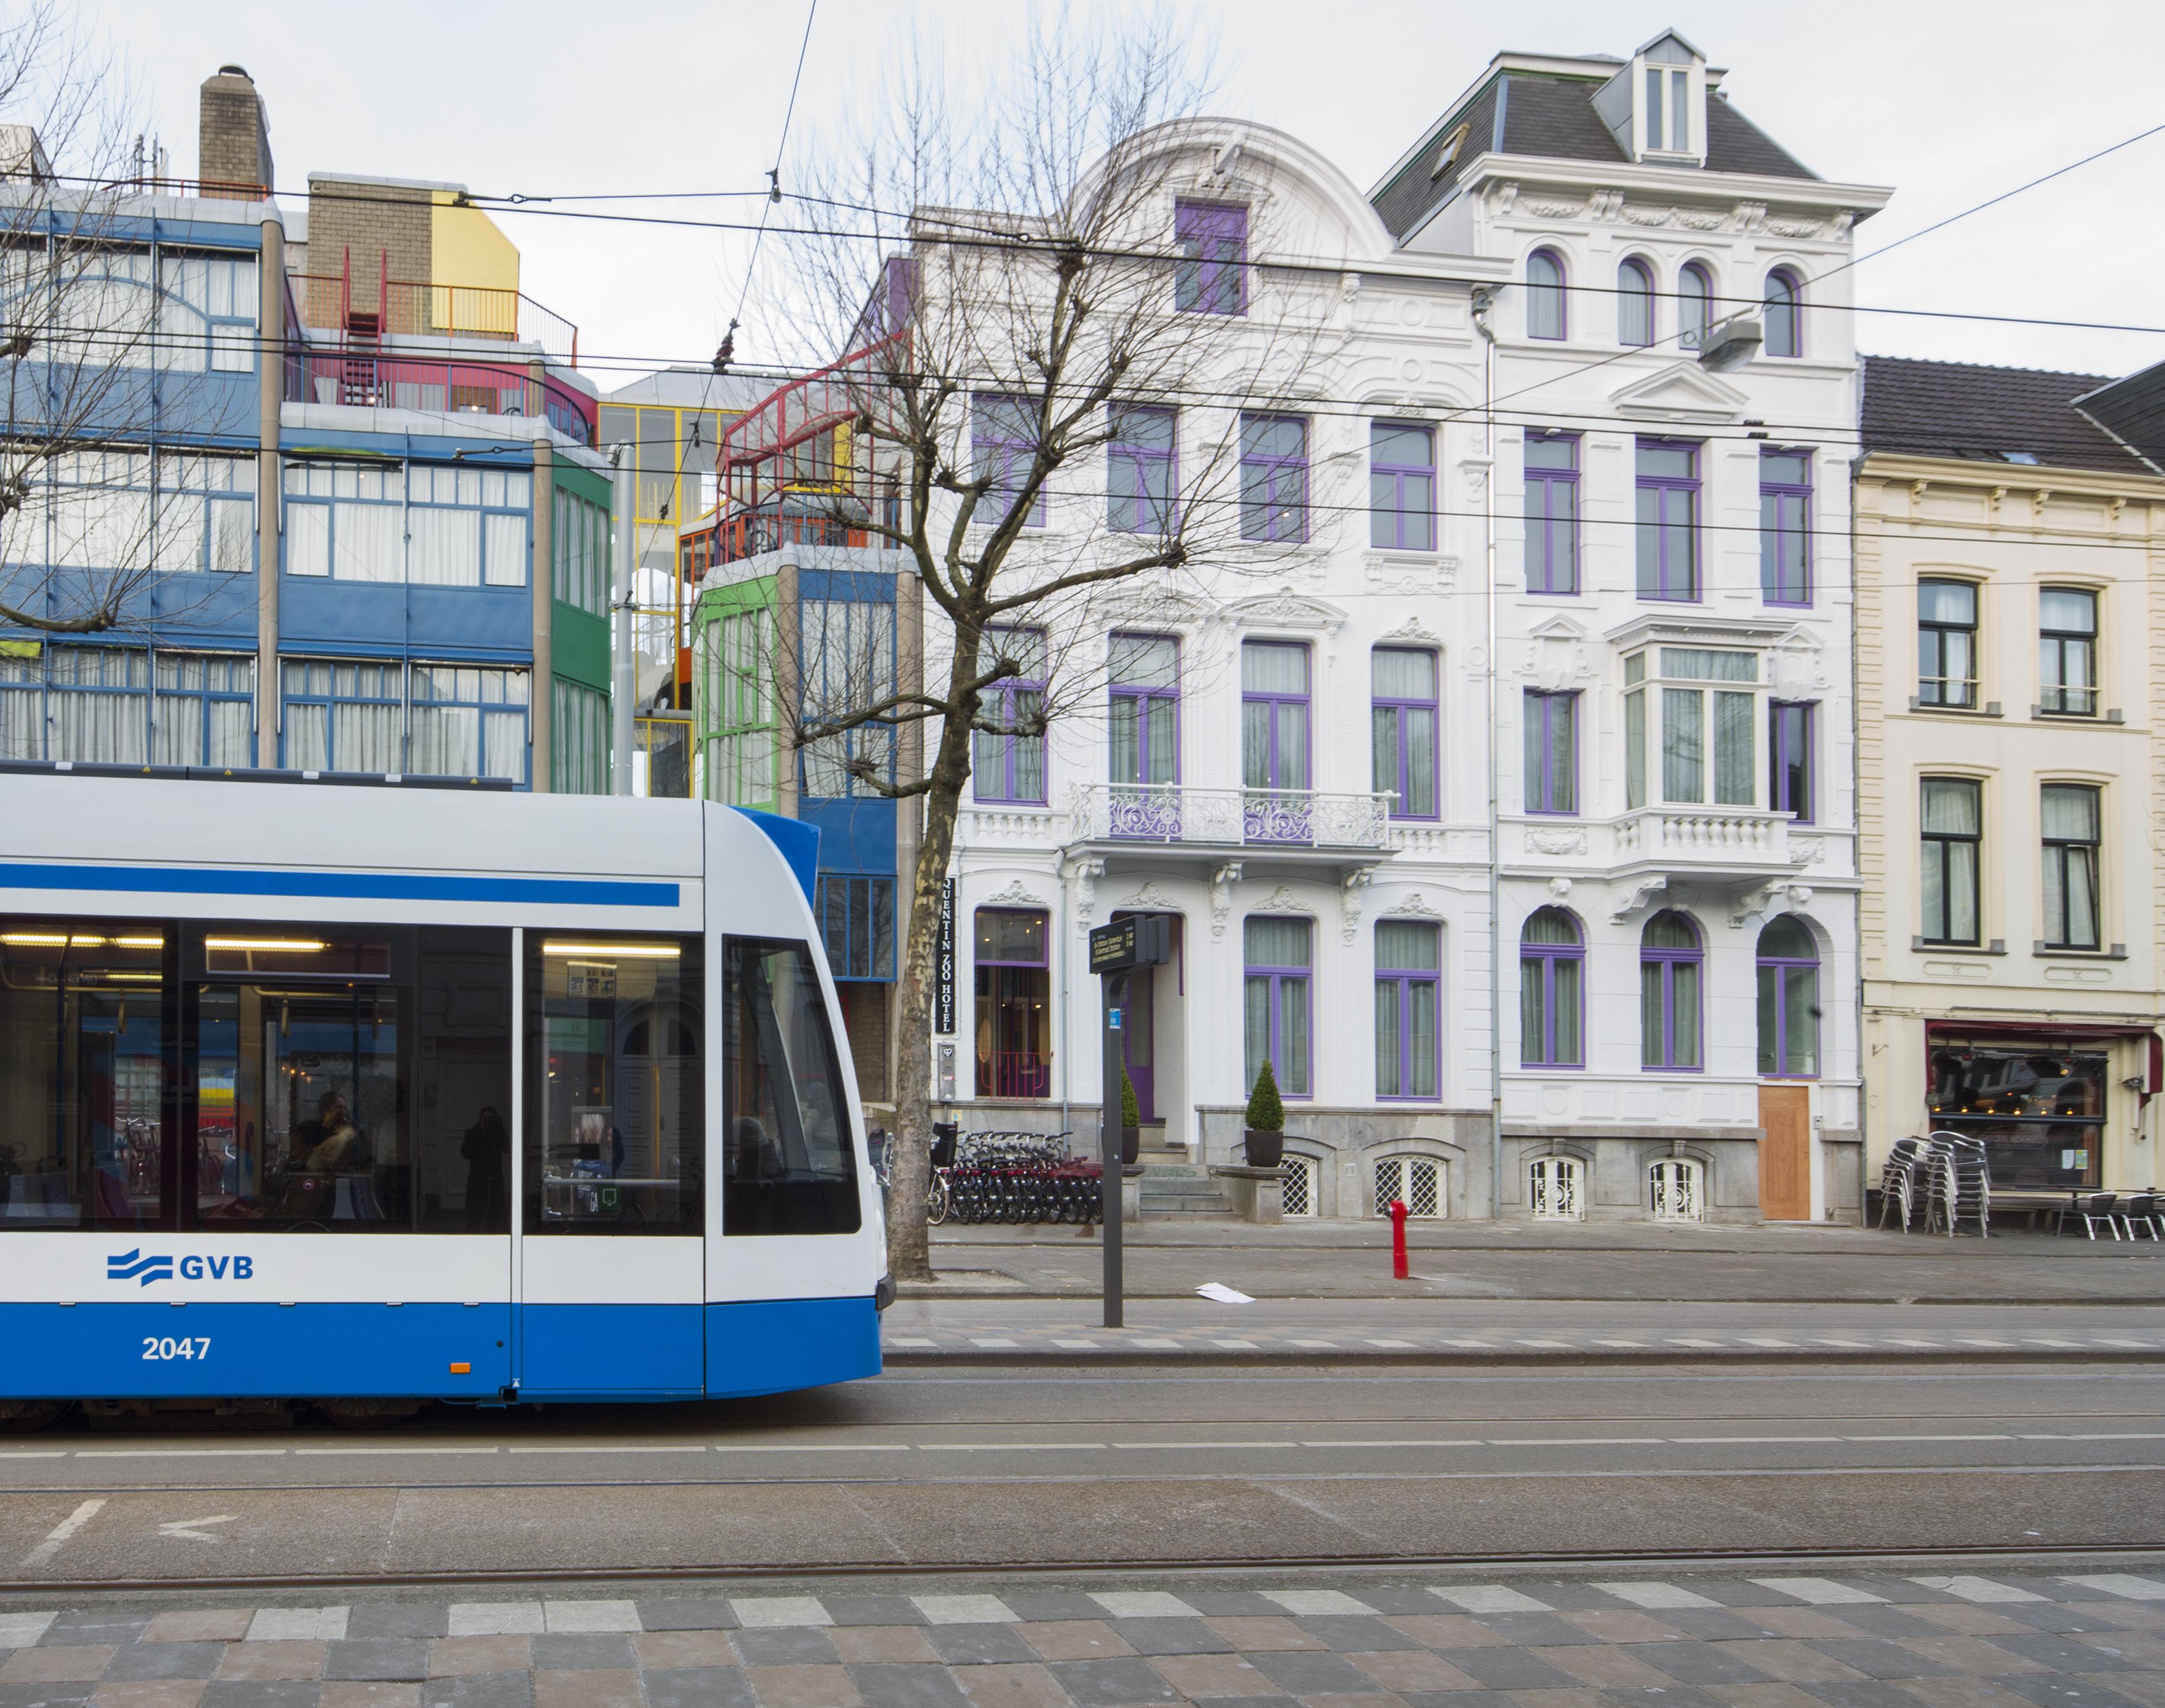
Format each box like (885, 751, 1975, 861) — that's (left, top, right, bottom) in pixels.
(527, 933, 705, 1235)
(1756, 962, 1779, 1075)
(1713, 691, 1754, 805)
(1376, 920, 1439, 972)
(1374, 979, 1400, 1097)
(1371, 648, 1436, 699)
(1519, 957, 1547, 1067)
(1279, 977, 1310, 1095)
(1783, 964, 1817, 1075)
(1245, 916, 1311, 969)
(1662, 687, 1704, 802)
(1551, 955, 1581, 1064)
(721, 937, 857, 1235)
(1669, 960, 1700, 1066)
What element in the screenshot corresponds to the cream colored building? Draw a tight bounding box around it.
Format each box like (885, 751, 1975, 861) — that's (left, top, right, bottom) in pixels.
(1855, 356, 2165, 1205)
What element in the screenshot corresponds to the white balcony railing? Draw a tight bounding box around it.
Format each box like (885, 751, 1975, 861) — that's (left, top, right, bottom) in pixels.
(1067, 782, 1393, 852)
(1612, 805, 1792, 862)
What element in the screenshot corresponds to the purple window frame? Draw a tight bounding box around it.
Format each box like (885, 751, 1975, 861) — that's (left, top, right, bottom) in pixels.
(1764, 268, 1802, 358)
(971, 393, 1046, 528)
(1618, 256, 1654, 347)
(1760, 448, 1813, 606)
(1523, 688, 1578, 816)
(1375, 922, 1441, 1102)
(1109, 632, 1180, 786)
(973, 625, 1046, 805)
(1175, 200, 1247, 316)
(1245, 923, 1313, 1102)
(1524, 431, 1580, 594)
(1369, 421, 1435, 550)
(1757, 927, 1820, 1080)
(1635, 437, 1701, 602)
(1520, 910, 1585, 1070)
(1107, 404, 1178, 534)
(1640, 912, 1704, 1073)
(1526, 248, 1567, 340)
(974, 906, 1050, 1099)
(1243, 640, 1311, 794)
(1678, 262, 1713, 349)
(1239, 413, 1308, 542)
(1770, 700, 1814, 823)
(1372, 648, 1438, 821)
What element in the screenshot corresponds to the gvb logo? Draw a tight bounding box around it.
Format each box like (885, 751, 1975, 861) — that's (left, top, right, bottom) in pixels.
(105, 1250, 254, 1287)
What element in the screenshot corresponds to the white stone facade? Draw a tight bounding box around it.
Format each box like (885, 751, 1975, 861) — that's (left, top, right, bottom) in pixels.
(934, 33, 1892, 1222)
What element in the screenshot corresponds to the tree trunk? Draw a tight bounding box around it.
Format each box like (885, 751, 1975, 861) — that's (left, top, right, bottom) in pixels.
(883, 648, 982, 1282)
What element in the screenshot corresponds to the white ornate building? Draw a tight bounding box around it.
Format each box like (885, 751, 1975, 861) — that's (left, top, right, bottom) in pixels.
(938, 30, 1891, 1222)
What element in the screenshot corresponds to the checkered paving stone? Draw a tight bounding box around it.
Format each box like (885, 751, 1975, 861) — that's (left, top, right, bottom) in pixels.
(1, 1574, 2163, 1706)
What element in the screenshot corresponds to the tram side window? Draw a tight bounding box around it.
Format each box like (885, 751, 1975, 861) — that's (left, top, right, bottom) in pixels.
(524, 934, 703, 1235)
(0, 919, 172, 1231)
(194, 925, 512, 1234)
(723, 938, 860, 1237)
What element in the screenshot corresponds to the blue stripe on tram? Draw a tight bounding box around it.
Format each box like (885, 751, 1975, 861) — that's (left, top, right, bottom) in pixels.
(0, 863, 681, 908)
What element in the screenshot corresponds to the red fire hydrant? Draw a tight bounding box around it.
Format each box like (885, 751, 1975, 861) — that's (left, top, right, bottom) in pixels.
(1390, 1198, 1410, 1281)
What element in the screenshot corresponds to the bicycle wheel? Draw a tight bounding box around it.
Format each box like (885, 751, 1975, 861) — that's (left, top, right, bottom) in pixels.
(927, 1173, 950, 1226)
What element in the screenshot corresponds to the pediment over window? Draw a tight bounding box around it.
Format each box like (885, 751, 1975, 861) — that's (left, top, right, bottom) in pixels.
(1608, 360, 1749, 424)
(1222, 586, 1348, 633)
(1088, 585, 1218, 630)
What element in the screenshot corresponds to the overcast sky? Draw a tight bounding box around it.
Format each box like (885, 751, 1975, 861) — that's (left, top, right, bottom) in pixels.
(84, 0, 2165, 393)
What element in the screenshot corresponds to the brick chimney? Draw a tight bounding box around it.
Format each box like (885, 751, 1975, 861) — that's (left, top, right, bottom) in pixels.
(198, 65, 271, 198)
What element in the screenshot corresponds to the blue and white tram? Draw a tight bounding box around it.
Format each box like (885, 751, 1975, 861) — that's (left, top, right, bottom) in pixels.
(0, 772, 889, 1425)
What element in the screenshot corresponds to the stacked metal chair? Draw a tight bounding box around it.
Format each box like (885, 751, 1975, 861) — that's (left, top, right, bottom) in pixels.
(1921, 1131, 1990, 1237)
(1875, 1135, 1927, 1230)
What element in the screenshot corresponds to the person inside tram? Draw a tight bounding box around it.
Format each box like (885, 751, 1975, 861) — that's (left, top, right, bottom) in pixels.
(460, 1105, 509, 1231)
(294, 1091, 360, 1173)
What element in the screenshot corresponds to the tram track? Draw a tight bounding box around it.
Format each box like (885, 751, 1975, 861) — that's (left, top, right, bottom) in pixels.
(5, 1540, 2165, 1599)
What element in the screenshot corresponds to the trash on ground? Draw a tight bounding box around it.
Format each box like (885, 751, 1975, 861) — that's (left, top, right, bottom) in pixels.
(1195, 1282, 1255, 1304)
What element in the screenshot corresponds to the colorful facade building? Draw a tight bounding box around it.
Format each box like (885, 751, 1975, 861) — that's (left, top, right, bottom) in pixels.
(0, 66, 612, 794)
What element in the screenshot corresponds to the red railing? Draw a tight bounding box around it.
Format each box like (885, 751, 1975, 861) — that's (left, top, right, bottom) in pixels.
(290, 272, 579, 366)
(977, 1052, 1054, 1100)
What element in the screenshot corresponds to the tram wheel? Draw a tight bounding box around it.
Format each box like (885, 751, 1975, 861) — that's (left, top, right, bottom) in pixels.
(314, 1398, 425, 1430)
(0, 1399, 68, 1433)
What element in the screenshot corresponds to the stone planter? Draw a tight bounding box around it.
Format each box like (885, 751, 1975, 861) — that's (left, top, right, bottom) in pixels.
(1242, 1128, 1285, 1168)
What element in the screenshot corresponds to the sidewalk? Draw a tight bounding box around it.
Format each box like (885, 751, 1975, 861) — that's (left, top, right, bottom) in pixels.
(910, 1216, 2165, 1304)
(881, 1218, 2165, 1365)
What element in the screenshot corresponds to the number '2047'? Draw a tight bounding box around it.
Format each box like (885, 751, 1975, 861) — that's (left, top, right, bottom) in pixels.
(143, 1337, 211, 1360)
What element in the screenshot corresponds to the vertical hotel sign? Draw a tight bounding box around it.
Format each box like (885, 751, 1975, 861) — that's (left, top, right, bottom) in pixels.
(934, 878, 957, 1033)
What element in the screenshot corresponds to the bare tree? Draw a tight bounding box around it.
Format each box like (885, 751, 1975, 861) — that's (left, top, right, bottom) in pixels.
(0, 2, 233, 636)
(766, 17, 1348, 1279)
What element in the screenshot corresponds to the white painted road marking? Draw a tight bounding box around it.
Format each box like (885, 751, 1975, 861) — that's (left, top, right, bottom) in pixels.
(912, 1594, 1019, 1624)
(449, 1602, 546, 1636)
(247, 1606, 347, 1641)
(1092, 1592, 1201, 1619)
(2063, 1573, 2165, 1600)
(0, 1611, 57, 1646)
(20, 1497, 103, 1568)
(1911, 1574, 2046, 1603)
(156, 1516, 236, 1544)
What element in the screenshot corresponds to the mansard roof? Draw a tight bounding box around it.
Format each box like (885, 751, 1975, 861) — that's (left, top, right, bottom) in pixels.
(1373, 70, 1816, 245)
(1860, 354, 2140, 477)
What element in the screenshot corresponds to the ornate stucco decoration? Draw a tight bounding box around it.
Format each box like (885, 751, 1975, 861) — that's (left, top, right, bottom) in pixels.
(1114, 880, 1182, 913)
(982, 878, 1048, 910)
(1381, 891, 1444, 918)
(1221, 587, 1348, 635)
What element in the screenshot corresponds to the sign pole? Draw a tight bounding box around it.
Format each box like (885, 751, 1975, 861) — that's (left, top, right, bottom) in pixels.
(1101, 967, 1128, 1328)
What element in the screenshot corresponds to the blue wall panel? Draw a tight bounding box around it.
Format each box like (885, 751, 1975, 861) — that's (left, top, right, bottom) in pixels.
(704, 1297, 881, 1398)
(519, 1304, 705, 1398)
(0, 1304, 511, 1399)
(798, 799, 897, 876)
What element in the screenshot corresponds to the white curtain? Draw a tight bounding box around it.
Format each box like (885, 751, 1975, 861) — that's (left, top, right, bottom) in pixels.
(484, 512, 527, 587)
(286, 502, 331, 577)
(209, 496, 254, 574)
(482, 708, 526, 781)
(410, 705, 477, 775)
(333, 502, 403, 583)
(408, 507, 480, 587)
(285, 703, 329, 770)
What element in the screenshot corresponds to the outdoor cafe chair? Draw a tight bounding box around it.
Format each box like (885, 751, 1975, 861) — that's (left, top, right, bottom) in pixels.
(2056, 1192, 2121, 1240)
(2117, 1192, 2160, 1241)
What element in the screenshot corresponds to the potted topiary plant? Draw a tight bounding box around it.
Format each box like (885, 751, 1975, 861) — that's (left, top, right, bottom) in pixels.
(1118, 1069, 1142, 1166)
(1243, 1060, 1285, 1168)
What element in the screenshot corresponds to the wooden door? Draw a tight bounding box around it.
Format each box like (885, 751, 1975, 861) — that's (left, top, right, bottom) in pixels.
(1758, 1084, 1811, 1221)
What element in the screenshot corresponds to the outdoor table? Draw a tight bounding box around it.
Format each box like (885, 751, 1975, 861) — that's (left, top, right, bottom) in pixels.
(1987, 1186, 2148, 1234)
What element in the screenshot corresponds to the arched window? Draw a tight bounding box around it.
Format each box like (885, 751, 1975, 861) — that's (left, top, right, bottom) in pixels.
(1526, 249, 1567, 341)
(1640, 910, 1702, 1071)
(1763, 268, 1801, 358)
(1519, 907, 1583, 1068)
(1678, 262, 1713, 349)
(1375, 1155, 1444, 1219)
(1649, 1157, 1703, 1221)
(1529, 1154, 1583, 1219)
(1617, 258, 1654, 347)
(1756, 916, 1819, 1077)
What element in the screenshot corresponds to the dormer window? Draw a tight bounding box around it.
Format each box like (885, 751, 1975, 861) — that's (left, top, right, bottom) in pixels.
(1644, 64, 1691, 153)
(1594, 31, 1707, 166)
(1430, 121, 1470, 182)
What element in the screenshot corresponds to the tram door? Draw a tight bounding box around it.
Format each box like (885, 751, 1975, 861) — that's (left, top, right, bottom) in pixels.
(518, 932, 707, 1397)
